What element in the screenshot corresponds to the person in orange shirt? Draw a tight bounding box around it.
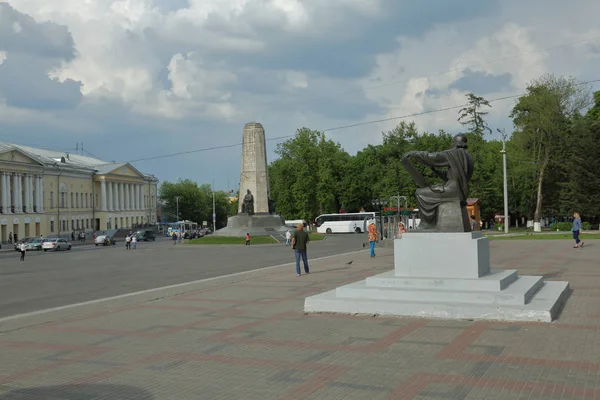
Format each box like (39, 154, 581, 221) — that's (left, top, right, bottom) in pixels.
(368, 222, 378, 257)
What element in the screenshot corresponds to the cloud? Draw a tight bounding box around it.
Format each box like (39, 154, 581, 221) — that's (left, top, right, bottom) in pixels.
(1, 0, 599, 189)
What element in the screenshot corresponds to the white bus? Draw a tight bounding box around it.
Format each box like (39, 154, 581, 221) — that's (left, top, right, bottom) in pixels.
(315, 212, 376, 234)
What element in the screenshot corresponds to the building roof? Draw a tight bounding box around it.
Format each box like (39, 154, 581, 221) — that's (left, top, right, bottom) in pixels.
(467, 198, 481, 206)
(0, 142, 157, 181)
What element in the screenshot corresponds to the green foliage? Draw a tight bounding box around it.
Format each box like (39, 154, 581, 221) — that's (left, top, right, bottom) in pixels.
(548, 222, 572, 231)
(583, 222, 592, 231)
(158, 180, 232, 228)
(457, 93, 492, 137)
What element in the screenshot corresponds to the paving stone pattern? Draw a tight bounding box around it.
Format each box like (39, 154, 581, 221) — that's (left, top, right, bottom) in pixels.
(0, 239, 599, 399)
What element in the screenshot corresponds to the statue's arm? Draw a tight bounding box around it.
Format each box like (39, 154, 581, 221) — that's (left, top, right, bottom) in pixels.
(403, 151, 449, 168)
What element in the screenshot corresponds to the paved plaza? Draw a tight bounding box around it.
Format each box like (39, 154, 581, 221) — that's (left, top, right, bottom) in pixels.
(0, 239, 599, 399)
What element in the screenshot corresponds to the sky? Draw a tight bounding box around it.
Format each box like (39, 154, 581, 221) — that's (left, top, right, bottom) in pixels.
(1, 0, 599, 191)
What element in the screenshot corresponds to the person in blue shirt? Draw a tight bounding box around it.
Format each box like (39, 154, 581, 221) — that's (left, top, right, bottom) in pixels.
(572, 212, 584, 248)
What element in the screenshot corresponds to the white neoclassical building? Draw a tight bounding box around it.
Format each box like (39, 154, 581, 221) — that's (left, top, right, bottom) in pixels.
(0, 142, 158, 242)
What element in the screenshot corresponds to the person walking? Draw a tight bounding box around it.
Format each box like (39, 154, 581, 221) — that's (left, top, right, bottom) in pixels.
(368, 222, 378, 258)
(572, 212, 584, 248)
(19, 241, 26, 261)
(291, 223, 310, 276)
(131, 234, 137, 249)
(172, 232, 177, 245)
(125, 234, 131, 250)
(285, 230, 292, 246)
(245, 233, 251, 246)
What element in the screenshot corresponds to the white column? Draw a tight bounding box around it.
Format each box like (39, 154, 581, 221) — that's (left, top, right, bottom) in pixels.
(18, 174, 23, 212)
(135, 184, 140, 210)
(1, 173, 6, 214)
(107, 181, 113, 211)
(124, 183, 130, 211)
(24, 175, 30, 213)
(28, 175, 33, 213)
(114, 182, 119, 211)
(100, 180, 107, 211)
(34, 175, 39, 212)
(130, 184, 135, 210)
(13, 174, 19, 213)
(119, 183, 124, 213)
(138, 184, 143, 210)
(39, 176, 44, 212)
(6, 173, 12, 213)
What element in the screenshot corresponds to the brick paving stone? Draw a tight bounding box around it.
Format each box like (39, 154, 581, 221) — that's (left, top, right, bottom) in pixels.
(2, 240, 600, 399)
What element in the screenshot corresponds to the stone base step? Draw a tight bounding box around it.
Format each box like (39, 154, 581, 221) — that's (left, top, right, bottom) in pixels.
(337, 274, 543, 306)
(305, 281, 570, 322)
(366, 269, 518, 292)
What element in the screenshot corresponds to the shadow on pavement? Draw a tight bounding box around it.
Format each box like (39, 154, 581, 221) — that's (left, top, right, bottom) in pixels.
(1, 384, 154, 399)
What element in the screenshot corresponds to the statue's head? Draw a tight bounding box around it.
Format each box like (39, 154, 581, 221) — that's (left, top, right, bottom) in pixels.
(453, 134, 468, 149)
(247, 189, 251, 194)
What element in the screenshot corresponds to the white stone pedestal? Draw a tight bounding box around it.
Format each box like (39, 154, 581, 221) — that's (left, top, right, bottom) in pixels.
(304, 232, 570, 322)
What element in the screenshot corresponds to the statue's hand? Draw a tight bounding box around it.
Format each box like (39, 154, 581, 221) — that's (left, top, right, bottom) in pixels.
(401, 151, 414, 161)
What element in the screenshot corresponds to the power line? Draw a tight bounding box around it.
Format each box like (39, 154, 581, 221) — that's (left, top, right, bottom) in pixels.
(99, 77, 600, 166)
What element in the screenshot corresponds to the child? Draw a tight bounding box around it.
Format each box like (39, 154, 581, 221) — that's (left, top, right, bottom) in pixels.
(245, 233, 251, 246)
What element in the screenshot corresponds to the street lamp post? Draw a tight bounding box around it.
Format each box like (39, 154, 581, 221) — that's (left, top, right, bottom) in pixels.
(372, 199, 384, 240)
(498, 128, 509, 234)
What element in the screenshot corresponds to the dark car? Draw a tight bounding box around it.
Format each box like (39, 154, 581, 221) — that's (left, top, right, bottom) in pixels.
(134, 229, 156, 241)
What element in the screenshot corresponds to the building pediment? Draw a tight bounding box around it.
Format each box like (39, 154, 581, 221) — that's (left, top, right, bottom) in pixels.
(97, 163, 146, 179)
(0, 148, 44, 166)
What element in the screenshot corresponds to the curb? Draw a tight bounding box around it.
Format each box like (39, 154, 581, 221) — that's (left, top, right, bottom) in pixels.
(0, 248, 367, 333)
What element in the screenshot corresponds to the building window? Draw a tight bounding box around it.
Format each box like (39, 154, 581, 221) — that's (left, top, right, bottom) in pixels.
(86, 219, 89, 229)
(96, 194, 98, 209)
(85, 193, 88, 208)
(50, 221, 54, 232)
(50, 192, 54, 209)
(70, 193, 74, 208)
(61, 192, 65, 208)
(62, 220, 66, 231)
(76, 193, 79, 208)
(71, 220, 74, 230)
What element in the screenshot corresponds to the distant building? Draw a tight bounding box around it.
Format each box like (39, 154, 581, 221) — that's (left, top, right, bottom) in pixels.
(0, 143, 159, 242)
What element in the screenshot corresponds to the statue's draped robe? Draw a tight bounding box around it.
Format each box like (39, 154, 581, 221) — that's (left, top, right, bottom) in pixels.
(410, 149, 473, 228)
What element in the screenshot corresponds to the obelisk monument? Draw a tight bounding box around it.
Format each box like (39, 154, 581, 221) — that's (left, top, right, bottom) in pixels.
(214, 122, 287, 236)
(238, 123, 270, 214)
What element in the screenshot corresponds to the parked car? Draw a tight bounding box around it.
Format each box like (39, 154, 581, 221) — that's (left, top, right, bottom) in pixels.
(14, 237, 33, 251)
(42, 238, 72, 251)
(26, 237, 48, 251)
(134, 229, 156, 241)
(95, 235, 116, 246)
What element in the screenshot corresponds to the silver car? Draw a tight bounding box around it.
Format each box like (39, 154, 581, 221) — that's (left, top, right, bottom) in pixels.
(25, 238, 47, 251)
(42, 238, 72, 252)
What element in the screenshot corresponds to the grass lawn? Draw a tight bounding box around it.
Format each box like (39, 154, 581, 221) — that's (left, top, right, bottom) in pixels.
(187, 236, 278, 245)
(487, 233, 600, 241)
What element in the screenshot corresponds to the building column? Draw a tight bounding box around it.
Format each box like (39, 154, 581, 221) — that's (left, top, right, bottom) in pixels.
(18, 174, 24, 213)
(100, 180, 107, 211)
(6, 173, 12, 214)
(130, 184, 135, 211)
(34, 175, 39, 212)
(124, 183, 130, 211)
(138, 184, 143, 210)
(24, 175, 30, 213)
(1, 173, 6, 214)
(134, 184, 139, 210)
(119, 183, 124, 214)
(39, 176, 44, 212)
(13, 174, 20, 213)
(107, 181, 113, 211)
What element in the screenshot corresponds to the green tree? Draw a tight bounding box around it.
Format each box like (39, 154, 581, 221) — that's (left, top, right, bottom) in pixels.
(457, 93, 492, 137)
(510, 74, 592, 224)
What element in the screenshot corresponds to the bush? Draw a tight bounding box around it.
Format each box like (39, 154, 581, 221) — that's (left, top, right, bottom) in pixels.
(583, 222, 592, 231)
(497, 224, 504, 231)
(556, 222, 572, 231)
(549, 223, 557, 230)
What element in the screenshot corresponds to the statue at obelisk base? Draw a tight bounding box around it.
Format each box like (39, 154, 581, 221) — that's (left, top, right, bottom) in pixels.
(304, 133, 569, 322)
(214, 122, 287, 237)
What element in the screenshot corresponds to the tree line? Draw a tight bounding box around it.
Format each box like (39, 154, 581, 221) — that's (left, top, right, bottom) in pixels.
(159, 73, 600, 228)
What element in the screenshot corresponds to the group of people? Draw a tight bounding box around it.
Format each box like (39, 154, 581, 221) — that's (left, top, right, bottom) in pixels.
(125, 232, 137, 250)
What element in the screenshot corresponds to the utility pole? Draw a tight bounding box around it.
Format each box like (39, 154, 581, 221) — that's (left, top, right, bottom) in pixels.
(212, 172, 216, 232)
(498, 128, 509, 234)
(174, 196, 181, 224)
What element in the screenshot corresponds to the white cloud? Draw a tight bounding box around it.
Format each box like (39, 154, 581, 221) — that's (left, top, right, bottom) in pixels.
(2, 0, 600, 186)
